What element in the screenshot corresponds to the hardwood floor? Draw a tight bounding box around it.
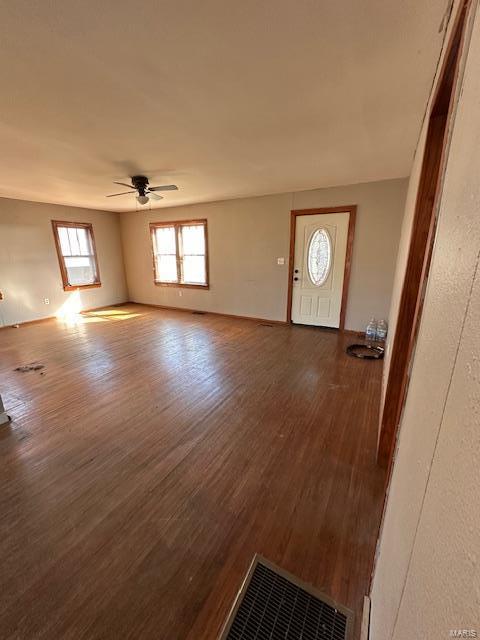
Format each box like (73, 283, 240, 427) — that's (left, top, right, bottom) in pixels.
(0, 304, 385, 639)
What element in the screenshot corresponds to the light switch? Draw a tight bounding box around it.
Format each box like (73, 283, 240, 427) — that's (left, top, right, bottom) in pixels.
(277, 257, 285, 265)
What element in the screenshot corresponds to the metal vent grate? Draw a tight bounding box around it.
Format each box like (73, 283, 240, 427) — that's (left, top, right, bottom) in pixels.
(219, 556, 352, 640)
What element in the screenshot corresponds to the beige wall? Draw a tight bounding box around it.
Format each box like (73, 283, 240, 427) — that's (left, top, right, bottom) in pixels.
(371, 2, 480, 638)
(120, 178, 407, 331)
(0, 197, 127, 326)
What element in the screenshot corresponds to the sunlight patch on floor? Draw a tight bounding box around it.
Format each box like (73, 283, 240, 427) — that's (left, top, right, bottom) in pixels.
(55, 292, 142, 325)
(82, 311, 142, 321)
(87, 309, 134, 316)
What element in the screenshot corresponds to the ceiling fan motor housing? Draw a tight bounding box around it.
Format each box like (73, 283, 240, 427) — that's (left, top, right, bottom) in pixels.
(132, 175, 149, 195)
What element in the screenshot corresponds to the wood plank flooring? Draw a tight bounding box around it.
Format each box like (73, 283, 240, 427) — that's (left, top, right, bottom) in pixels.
(0, 304, 385, 639)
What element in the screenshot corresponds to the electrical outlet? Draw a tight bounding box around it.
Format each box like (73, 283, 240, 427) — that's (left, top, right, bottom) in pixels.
(277, 257, 285, 265)
(44, 298, 50, 305)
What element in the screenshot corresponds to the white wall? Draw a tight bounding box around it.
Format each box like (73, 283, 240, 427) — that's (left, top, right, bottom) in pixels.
(121, 178, 407, 331)
(371, 2, 480, 638)
(0, 197, 127, 326)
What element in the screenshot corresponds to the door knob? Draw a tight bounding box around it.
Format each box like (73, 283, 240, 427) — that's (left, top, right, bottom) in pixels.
(293, 277, 299, 281)
(294, 269, 299, 273)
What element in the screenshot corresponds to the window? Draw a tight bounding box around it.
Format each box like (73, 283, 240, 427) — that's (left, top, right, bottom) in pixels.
(52, 221, 101, 290)
(150, 220, 209, 288)
(307, 228, 332, 286)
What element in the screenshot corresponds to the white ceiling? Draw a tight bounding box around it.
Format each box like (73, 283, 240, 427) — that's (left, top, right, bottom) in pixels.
(0, 0, 448, 212)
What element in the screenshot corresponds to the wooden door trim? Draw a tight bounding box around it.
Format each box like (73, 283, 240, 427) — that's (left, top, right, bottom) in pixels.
(377, 0, 472, 470)
(287, 205, 357, 330)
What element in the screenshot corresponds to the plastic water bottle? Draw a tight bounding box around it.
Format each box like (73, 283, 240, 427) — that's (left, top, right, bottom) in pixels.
(365, 318, 377, 344)
(376, 319, 388, 342)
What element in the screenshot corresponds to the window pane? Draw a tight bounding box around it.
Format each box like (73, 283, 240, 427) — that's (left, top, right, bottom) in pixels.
(67, 227, 81, 255)
(181, 225, 205, 255)
(156, 255, 178, 282)
(65, 256, 96, 285)
(155, 227, 176, 255)
(182, 255, 206, 284)
(307, 228, 332, 287)
(77, 227, 91, 256)
(58, 227, 71, 256)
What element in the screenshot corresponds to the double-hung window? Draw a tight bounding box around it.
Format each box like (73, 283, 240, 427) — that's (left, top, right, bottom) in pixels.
(52, 221, 101, 290)
(150, 220, 209, 288)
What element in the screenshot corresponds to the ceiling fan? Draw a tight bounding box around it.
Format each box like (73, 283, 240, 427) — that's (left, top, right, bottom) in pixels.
(106, 175, 178, 205)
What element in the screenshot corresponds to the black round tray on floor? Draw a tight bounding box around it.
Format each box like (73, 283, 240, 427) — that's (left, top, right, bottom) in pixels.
(346, 343, 385, 360)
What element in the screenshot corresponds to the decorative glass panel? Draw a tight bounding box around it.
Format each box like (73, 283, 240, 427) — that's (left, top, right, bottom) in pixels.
(307, 228, 332, 286)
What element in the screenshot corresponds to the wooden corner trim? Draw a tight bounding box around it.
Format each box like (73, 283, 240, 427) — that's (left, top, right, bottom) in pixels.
(377, 0, 473, 473)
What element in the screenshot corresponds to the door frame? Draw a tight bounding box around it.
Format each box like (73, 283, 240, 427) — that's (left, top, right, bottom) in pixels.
(286, 206, 357, 329)
(377, 0, 472, 471)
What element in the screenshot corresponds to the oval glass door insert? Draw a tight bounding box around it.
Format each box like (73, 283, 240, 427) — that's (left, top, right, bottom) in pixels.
(307, 228, 332, 286)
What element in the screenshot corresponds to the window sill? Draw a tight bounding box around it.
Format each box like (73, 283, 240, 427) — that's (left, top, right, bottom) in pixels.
(63, 282, 102, 292)
(154, 282, 210, 290)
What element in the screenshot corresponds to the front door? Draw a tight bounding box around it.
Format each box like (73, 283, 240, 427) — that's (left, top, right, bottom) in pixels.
(291, 212, 350, 328)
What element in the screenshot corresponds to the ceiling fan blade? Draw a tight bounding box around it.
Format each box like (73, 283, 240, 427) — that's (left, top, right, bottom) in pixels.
(113, 181, 135, 189)
(148, 184, 178, 192)
(148, 192, 164, 200)
(106, 191, 136, 197)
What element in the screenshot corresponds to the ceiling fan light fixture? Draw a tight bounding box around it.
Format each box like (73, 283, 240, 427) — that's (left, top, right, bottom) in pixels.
(137, 194, 149, 205)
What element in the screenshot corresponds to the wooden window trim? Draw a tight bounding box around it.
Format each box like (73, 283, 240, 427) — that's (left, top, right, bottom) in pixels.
(51, 220, 101, 291)
(150, 219, 210, 289)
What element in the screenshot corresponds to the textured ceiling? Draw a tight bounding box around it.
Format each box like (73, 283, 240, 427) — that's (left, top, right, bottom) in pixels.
(0, 0, 448, 212)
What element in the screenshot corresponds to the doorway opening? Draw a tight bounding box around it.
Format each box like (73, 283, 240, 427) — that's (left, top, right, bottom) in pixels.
(377, 0, 472, 471)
